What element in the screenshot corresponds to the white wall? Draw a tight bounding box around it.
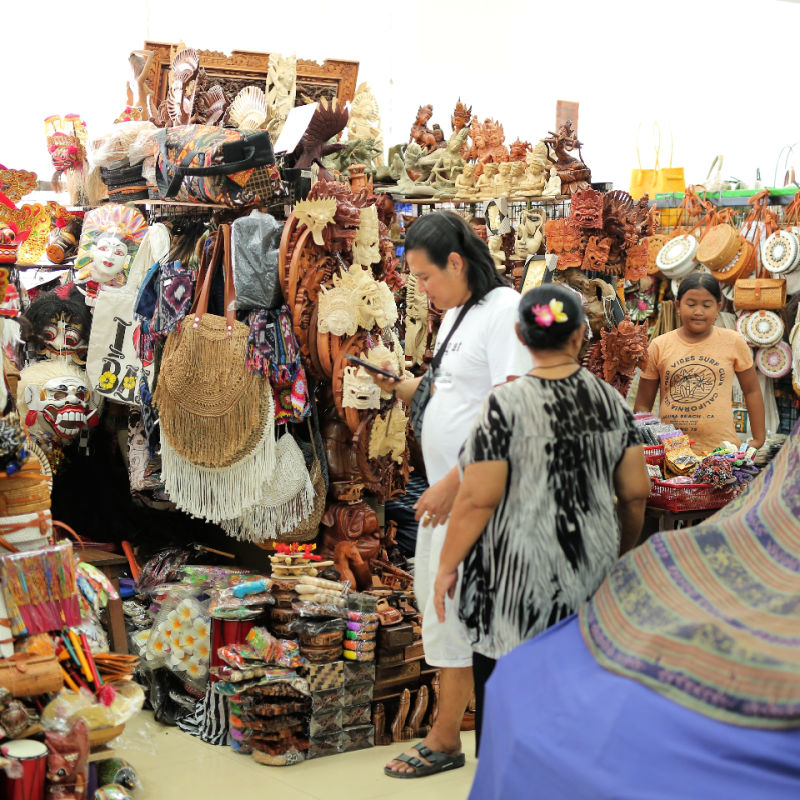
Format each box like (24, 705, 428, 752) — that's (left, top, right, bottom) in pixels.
(3, 0, 800, 192)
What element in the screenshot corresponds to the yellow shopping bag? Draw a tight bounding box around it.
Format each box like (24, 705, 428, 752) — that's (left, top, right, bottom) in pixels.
(630, 123, 658, 201)
(655, 126, 685, 194)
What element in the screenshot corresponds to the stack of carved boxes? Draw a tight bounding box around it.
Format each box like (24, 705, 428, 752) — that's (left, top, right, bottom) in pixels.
(230, 680, 311, 766)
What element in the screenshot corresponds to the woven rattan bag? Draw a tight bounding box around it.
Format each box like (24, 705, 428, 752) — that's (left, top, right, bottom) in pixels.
(155, 223, 277, 522)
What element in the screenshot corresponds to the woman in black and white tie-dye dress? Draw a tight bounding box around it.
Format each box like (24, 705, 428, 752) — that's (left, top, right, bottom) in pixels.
(433, 284, 651, 750)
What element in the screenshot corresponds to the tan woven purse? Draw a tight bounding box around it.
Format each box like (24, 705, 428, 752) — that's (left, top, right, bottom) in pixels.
(155, 223, 277, 522)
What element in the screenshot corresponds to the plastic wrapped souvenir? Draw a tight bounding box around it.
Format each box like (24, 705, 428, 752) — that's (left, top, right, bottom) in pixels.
(74, 205, 147, 296)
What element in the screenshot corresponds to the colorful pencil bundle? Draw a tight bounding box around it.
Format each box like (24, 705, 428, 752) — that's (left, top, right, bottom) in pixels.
(0, 543, 80, 636)
(56, 629, 110, 699)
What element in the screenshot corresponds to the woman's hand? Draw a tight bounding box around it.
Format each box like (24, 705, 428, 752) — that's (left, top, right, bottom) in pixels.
(415, 469, 460, 527)
(433, 566, 458, 623)
(368, 361, 402, 394)
(747, 438, 764, 452)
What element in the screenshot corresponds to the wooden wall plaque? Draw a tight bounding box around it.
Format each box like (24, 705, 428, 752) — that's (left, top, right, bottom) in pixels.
(142, 41, 359, 115)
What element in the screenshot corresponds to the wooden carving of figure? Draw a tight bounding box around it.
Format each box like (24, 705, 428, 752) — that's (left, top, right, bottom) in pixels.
(542, 167, 562, 197)
(519, 142, 549, 196)
(347, 82, 384, 166)
(454, 162, 477, 199)
(544, 120, 592, 194)
(475, 163, 500, 199)
(266, 52, 297, 139)
(410, 104, 437, 151)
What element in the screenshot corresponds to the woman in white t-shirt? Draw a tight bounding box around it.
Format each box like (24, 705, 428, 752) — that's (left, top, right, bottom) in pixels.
(372, 211, 532, 778)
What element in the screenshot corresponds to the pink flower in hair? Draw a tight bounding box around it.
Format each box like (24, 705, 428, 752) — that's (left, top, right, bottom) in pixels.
(531, 299, 568, 327)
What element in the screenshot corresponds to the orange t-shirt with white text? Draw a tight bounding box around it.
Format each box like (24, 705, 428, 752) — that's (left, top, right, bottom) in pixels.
(640, 327, 754, 455)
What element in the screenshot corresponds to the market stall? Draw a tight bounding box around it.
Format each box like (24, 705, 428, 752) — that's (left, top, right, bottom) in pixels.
(0, 35, 797, 798)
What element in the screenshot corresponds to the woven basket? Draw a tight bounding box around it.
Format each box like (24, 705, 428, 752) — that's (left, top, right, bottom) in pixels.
(733, 277, 786, 311)
(697, 223, 740, 269)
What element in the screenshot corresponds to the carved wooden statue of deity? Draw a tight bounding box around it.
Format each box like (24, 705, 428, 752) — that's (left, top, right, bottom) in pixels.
(348, 82, 384, 166)
(543, 120, 592, 195)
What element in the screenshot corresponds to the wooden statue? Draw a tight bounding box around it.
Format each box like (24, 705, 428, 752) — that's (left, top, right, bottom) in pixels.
(542, 167, 562, 197)
(509, 137, 532, 162)
(125, 49, 155, 120)
(393, 144, 437, 197)
(488, 235, 506, 271)
(508, 160, 526, 196)
(454, 162, 477, 200)
(492, 161, 514, 198)
(482, 119, 510, 165)
(515, 209, 545, 258)
(543, 120, 592, 195)
(374, 703, 392, 746)
(518, 142, 549, 196)
(392, 688, 414, 742)
(347, 82, 384, 166)
(451, 98, 473, 133)
(427, 129, 470, 195)
(294, 98, 349, 174)
(410, 104, 437, 151)
(266, 52, 297, 139)
(475, 163, 500, 199)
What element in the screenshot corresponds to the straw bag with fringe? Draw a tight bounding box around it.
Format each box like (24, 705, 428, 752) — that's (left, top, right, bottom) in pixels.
(221, 420, 325, 544)
(155, 223, 276, 522)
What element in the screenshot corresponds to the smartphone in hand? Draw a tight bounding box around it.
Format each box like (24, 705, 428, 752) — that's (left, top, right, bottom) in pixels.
(345, 354, 398, 380)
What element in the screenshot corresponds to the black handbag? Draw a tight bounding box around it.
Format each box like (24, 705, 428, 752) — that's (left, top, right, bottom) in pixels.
(155, 125, 282, 207)
(409, 298, 475, 440)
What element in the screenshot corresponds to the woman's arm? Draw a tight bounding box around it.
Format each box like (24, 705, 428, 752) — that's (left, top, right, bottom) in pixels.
(613, 445, 650, 554)
(634, 378, 660, 414)
(433, 460, 508, 622)
(736, 366, 766, 450)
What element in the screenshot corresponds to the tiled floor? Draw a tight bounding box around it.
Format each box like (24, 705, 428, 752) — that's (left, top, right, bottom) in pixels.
(112, 712, 476, 800)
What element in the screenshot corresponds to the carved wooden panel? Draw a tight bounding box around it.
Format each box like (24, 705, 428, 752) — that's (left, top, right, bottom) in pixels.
(142, 41, 359, 114)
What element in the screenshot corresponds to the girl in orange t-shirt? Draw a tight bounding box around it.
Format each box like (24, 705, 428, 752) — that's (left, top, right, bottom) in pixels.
(635, 273, 766, 455)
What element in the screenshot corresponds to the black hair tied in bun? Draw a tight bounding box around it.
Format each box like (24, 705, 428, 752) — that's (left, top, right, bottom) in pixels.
(518, 284, 584, 349)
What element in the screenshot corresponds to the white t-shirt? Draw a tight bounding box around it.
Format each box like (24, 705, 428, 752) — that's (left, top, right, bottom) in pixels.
(421, 286, 533, 484)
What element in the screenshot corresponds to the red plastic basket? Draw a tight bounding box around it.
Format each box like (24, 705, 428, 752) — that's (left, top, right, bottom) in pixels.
(643, 445, 665, 467)
(647, 480, 733, 513)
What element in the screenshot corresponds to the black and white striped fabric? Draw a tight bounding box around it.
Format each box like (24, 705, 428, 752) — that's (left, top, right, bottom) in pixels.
(458, 369, 641, 660)
(177, 686, 229, 745)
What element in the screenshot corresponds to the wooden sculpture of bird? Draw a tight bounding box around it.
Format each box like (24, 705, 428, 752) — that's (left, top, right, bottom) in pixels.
(294, 97, 350, 177)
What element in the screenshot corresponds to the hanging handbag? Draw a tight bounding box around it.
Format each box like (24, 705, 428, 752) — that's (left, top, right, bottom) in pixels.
(654, 125, 686, 195)
(86, 223, 170, 405)
(232, 211, 285, 310)
(155, 224, 277, 523)
(629, 123, 658, 201)
(154, 125, 282, 207)
(409, 298, 476, 440)
(734, 191, 785, 311)
(222, 420, 324, 544)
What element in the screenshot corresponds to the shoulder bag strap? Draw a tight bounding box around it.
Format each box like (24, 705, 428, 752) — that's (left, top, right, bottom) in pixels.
(429, 296, 477, 375)
(190, 224, 237, 337)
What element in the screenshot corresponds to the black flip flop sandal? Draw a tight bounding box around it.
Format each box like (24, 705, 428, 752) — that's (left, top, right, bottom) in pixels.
(384, 742, 466, 779)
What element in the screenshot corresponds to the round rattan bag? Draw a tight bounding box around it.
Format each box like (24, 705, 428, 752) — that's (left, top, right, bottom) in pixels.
(656, 235, 698, 278)
(745, 310, 784, 347)
(755, 342, 792, 378)
(762, 230, 800, 275)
